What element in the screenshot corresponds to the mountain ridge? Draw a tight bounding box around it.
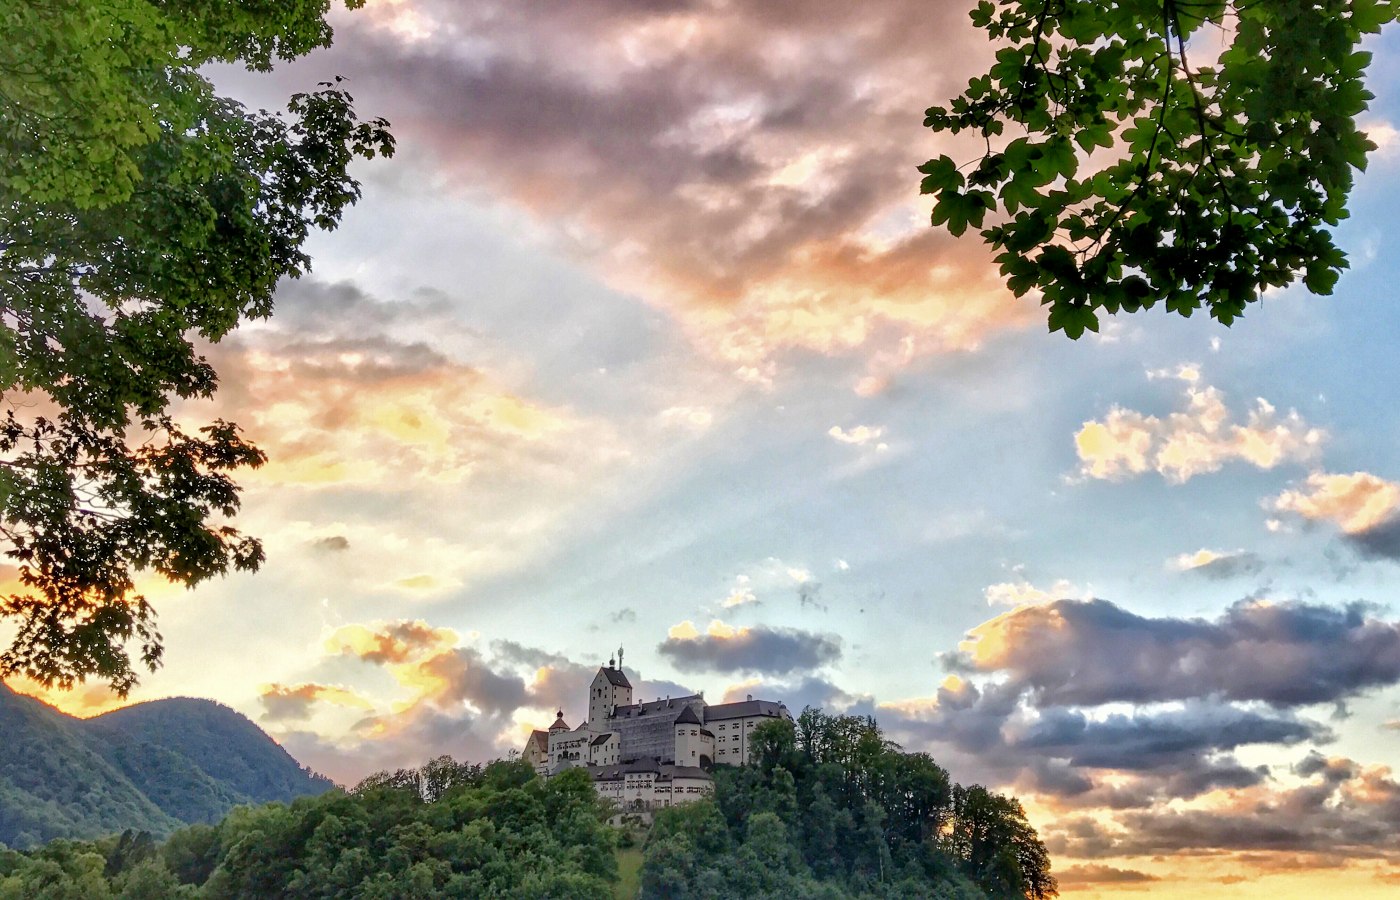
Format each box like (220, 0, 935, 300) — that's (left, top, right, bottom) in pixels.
(0, 682, 331, 849)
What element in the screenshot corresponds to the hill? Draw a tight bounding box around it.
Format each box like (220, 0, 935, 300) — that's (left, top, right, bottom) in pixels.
(0, 683, 331, 849)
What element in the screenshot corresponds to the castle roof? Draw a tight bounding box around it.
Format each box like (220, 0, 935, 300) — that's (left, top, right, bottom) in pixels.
(673, 705, 702, 726)
(611, 694, 703, 718)
(548, 710, 571, 732)
(590, 733, 614, 746)
(600, 666, 632, 688)
(703, 699, 789, 722)
(587, 760, 713, 783)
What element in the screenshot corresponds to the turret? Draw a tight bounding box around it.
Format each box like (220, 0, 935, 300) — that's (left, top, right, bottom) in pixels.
(588, 649, 633, 733)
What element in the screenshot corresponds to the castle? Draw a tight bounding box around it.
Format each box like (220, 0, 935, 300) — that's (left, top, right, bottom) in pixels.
(521, 647, 791, 814)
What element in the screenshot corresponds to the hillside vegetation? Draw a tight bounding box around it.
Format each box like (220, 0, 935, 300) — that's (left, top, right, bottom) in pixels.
(0, 708, 1055, 898)
(0, 683, 331, 849)
(640, 710, 1055, 899)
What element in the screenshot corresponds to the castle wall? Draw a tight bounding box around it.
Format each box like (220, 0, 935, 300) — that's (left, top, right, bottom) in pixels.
(608, 696, 704, 764)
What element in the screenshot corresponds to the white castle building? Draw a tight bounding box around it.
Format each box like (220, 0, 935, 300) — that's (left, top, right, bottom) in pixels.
(521, 648, 791, 814)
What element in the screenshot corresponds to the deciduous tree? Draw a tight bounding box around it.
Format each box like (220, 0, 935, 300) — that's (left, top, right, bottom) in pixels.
(923, 0, 1394, 336)
(0, 0, 392, 692)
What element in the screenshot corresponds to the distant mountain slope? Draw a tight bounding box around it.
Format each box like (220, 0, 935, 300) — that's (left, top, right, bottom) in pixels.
(0, 684, 177, 848)
(0, 683, 331, 849)
(86, 697, 334, 822)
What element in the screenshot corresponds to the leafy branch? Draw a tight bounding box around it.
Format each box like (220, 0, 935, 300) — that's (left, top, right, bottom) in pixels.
(922, 0, 1394, 337)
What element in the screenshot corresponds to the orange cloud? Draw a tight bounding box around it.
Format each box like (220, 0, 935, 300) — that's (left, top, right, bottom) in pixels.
(1272, 471, 1400, 534)
(316, 0, 1034, 383)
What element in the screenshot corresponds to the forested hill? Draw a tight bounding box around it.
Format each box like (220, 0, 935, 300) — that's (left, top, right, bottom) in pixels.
(0, 683, 331, 849)
(0, 712, 1056, 897)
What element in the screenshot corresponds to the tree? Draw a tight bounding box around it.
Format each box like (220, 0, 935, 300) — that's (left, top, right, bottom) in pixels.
(0, 1, 393, 692)
(922, 0, 1394, 337)
(943, 785, 1057, 900)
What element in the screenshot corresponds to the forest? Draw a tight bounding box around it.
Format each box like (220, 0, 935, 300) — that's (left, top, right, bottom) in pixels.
(0, 710, 1054, 899)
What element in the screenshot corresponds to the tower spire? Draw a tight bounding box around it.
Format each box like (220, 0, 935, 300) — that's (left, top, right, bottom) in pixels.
(617, 645, 624, 671)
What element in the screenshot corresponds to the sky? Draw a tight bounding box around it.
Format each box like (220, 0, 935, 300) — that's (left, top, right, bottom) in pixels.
(10, 1, 1400, 896)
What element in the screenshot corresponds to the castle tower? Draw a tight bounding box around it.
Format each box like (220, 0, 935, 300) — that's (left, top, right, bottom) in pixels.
(588, 649, 633, 733)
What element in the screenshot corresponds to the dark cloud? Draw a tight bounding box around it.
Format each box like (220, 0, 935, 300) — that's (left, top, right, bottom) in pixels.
(259, 683, 371, 722)
(1348, 516, 1400, 561)
(722, 675, 875, 717)
(1055, 864, 1159, 886)
(884, 678, 1310, 807)
(947, 598, 1400, 707)
(260, 685, 322, 721)
(657, 624, 841, 675)
(422, 648, 530, 715)
(1044, 754, 1400, 862)
(1186, 551, 1265, 580)
(1009, 705, 1323, 772)
(311, 535, 350, 552)
(490, 639, 694, 712)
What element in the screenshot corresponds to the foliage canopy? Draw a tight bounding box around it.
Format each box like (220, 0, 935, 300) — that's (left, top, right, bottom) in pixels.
(0, 758, 618, 899)
(922, 0, 1395, 337)
(0, 0, 392, 692)
(642, 709, 1057, 900)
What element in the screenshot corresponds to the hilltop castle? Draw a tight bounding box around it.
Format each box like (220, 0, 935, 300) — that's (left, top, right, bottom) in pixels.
(521, 647, 791, 814)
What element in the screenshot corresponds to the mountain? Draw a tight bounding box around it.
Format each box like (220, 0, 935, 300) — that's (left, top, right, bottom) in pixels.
(0, 683, 332, 849)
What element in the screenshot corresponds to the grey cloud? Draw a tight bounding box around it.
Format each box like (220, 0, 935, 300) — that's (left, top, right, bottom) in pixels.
(260, 685, 322, 722)
(279, 706, 510, 787)
(1348, 516, 1400, 561)
(1046, 755, 1400, 861)
(723, 675, 874, 717)
(311, 535, 350, 552)
(1055, 864, 1159, 886)
(657, 625, 841, 675)
(490, 639, 694, 712)
(880, 677, 1326, 808)
(423, 648, 531, 715)
(1009, 705, 1324, 771)
(1187, 551, 1265, 580)
(947, 598, 1400, 707)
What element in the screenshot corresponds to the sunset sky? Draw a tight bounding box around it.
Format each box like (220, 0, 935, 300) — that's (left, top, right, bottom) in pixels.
(11, 1, 1400, 896)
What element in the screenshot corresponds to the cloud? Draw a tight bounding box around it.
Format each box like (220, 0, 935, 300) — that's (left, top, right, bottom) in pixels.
(658, 619, 841, 674)
(329, 620, 459, 666)
(828, 425, 887, 448)
(1049, 756, 1400, 862)
(720, 585, 760, 608)
(311, 535, 351, 552)
(1055, 864, 1159, 886)
(983, 578, 1087, 607)
(1005, 704, 1323, 772)
(883, 677, 1312, 807)
(240, 0, 1033, 382)
(1170, 549, 1265, 580)
(948, 598, 1400, 707)
(721, 675, 875, 717)
(1272, 471, 1400, 560)
(260, 683, 373, 721)
(258, 627, 716, 783)
(1075, 375, 1324, 483)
